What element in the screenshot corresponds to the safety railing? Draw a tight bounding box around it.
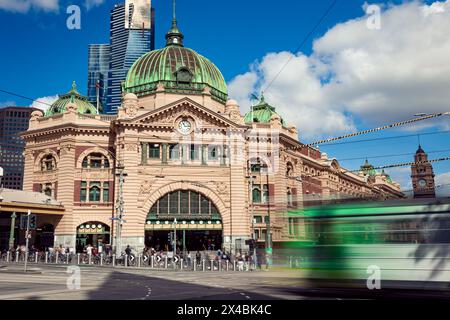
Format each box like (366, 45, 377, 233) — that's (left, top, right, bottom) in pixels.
(0, 251, 259, 272)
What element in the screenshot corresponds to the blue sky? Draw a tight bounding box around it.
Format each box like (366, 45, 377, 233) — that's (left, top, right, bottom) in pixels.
(0, 0, 449, 193)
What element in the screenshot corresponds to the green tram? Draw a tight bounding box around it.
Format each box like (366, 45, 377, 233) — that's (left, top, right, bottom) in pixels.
(284, 198, 450, 290)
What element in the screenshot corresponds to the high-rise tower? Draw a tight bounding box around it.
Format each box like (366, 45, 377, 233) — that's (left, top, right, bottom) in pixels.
(106, 0, 155, 114)
(411, 146, 436, 199)
(88, 1, 155, 115)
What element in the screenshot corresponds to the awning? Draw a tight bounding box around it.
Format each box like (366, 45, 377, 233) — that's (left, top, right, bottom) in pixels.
(0, 202, 64, 215)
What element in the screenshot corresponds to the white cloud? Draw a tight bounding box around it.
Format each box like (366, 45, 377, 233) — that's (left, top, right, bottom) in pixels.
(30, 95, 58, 113)
(228, 0, 450, 140)
(0, 0, 59, 13)
(84, 0, 105, 10)
(436, 171, 450, 197)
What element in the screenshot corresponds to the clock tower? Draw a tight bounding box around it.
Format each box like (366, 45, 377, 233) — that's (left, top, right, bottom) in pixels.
(411, 146, 436, 199)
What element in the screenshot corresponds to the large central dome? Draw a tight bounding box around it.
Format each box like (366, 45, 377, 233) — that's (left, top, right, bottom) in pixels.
(124, 19, 228, 103)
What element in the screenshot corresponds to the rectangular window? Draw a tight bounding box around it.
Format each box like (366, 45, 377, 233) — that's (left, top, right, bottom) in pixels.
(169, 191, 179, 214)
(169, 145, 180, 160)
(103, 182, 110, 203)
(254, 216, 263, 224)
(180, 191, 189, 214)
(80, 181, 87, 202)
(149, 144, 161, 159)
(208, 146, 218, 161)
(89, 181, 101, 202)
(190, 144, 200, 161)
(190, 192, 199, 214)
(159, 194, 169, 215)
(201, 195, 210, 215)
(252, 186, 261, 204)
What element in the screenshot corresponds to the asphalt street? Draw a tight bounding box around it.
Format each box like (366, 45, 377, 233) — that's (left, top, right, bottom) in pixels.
(0, 264, 448, 300)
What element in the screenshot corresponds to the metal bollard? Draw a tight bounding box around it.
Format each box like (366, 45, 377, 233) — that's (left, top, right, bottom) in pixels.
(66, 254, 69, 264)
(55, 252, 58, 264)
(226, 261, 229, 271)
(219, 260, 222, 272)
(100, 254, 103, 267)
(202, 259, 206, 271)
(77, 253, 80, 265)
(180, 259, 183, 271)
(124, 255, 128, 267)
(45, 252, 48, 264)
(233, 260, 236, 271)
(165, 256, 168, 269)
(35, 253, 39, 264)
(194, 259, 196, 271)
(6, 251, 10, 262)
(210, 260, 214, 271)
(88, 254, 92, 265)
(138, 255, 141, 268)
(15, 252, 19, 263)
(151, 256, 154, 269)
(112, 254, 116, 267)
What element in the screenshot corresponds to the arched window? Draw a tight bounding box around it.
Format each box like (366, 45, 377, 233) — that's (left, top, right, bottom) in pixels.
(41, 154, 56, 171)
(82, 153, 110, 169)
(148, 190, 220, 217)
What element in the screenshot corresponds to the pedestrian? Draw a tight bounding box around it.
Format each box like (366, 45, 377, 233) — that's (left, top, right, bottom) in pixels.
(86, 244, 93, 256)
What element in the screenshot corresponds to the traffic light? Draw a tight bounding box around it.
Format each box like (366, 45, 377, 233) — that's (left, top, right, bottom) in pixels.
(29, 215, 37, 230)
(168, 232, 172, 243)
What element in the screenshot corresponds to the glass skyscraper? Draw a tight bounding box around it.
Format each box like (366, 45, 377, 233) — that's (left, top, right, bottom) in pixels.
(88, 1, 155, 115)
(87, 44, 110, 112)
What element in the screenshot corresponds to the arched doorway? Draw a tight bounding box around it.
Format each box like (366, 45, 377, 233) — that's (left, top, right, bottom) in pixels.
(76, 222, 110, 253)
(145, 190, 223, 252)
(35, 224, 55, 251)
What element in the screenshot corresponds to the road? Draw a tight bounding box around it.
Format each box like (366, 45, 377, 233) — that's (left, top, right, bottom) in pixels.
(0, 264, 448, 300)
(0, 264, 309, 300)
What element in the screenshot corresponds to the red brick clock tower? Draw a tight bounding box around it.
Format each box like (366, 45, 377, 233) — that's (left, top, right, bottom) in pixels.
(411, 146, 436, 199)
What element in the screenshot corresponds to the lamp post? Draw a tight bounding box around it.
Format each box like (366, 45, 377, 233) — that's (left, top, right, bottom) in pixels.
(173, 218, 177, 253)
(24, 210, 31, 273)
(9, 212, 17, 250)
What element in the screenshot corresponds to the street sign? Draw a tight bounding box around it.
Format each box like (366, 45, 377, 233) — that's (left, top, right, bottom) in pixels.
(167, 252, 174, 259)
(143, 255, 148, 262)
(156, 256, 162, 262)
(129, 255, 135, 262)
(174, 256, 179, 263)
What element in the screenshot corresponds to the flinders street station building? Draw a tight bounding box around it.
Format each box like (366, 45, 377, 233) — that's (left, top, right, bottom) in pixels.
(19, 19, 403, 253)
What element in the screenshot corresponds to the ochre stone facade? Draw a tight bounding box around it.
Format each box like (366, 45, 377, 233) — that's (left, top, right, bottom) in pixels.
(22, 89, 403, 253)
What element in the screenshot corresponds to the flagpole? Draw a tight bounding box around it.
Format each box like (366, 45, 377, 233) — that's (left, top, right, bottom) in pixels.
(96, 80, 100, 114)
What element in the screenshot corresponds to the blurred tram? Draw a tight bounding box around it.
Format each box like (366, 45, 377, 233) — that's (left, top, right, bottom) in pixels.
(284, 198, 450, 291)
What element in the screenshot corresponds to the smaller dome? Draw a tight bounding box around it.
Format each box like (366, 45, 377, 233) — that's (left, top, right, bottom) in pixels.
(360, 159, 377, 176)
(45, 81, 99, 117)
(244, 95, 286, 126)
(226, 99, 238, 107)
(123, 93, 138, 101)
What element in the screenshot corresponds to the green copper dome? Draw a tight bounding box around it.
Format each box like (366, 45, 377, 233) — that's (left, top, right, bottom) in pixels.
(45, 81, 98, 117)
(244, 95, 286, 126)
(360, 159, 377, 176)
(124, 19, 228, 103)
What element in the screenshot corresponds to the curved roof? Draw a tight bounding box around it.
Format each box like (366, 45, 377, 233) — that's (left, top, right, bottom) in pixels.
(124, 20, 228, 103)
(244, 95, 286, 126)
(45, 82, 98, 117)
(360, 159, 377, 176)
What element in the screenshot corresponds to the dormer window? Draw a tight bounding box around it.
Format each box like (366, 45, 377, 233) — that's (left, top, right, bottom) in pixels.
(175, 67, 193, 83)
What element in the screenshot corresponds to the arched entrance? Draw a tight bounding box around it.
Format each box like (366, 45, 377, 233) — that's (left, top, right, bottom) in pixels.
(76, 222, 110, 253)
(145, 190, 223, 252)
(35, 224, 55, 251)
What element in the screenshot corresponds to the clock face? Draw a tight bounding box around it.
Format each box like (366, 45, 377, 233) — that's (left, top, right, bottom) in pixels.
(418, 179, 427, 187)
(178, 120, 192, 134)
